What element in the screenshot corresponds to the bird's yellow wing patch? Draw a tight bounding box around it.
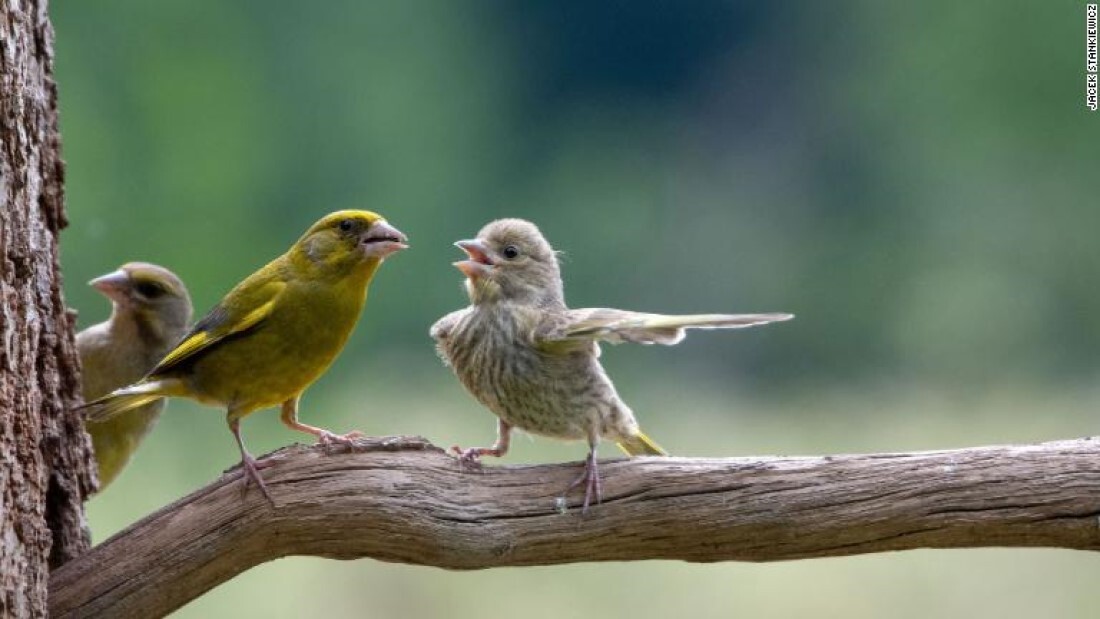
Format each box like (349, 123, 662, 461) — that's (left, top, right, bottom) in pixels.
(150, 281, 286, 375)
(155, 332, 212, 370)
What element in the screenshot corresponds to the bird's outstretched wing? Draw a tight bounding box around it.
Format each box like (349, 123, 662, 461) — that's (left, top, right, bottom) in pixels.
(539, 308, 793, 348)
(148, 279, 287, 376)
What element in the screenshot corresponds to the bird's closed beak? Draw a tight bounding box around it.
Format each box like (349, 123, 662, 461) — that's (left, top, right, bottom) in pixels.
(89, 269, 130, 304)
(454, 239, 494, 280)
(361, 220, 409, 258)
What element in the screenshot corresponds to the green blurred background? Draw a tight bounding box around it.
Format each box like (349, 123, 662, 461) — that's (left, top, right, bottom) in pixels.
(53, 0, 1099, 616)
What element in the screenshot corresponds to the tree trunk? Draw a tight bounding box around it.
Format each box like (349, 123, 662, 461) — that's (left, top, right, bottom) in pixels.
(0, 0, 94, 615)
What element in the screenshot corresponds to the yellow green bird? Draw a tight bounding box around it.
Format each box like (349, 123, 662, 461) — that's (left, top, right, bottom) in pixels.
(85, 211, 408, 501)
(77, 262, 193, 491)
(431, 218, 792, 511)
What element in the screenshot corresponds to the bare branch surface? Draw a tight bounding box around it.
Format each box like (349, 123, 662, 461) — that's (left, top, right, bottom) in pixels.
(49, 436, 1100, 618)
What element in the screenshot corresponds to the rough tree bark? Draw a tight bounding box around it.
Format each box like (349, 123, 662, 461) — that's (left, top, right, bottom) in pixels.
(1, 0, 95, 616)
(49, 436, 1100, 618)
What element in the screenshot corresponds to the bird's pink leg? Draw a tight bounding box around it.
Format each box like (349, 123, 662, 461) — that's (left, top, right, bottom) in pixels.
(228, 416, 275, 504)
(452, 419, 512, 466)
(565, 439, 601, 513)
(280, 397, 363, 447)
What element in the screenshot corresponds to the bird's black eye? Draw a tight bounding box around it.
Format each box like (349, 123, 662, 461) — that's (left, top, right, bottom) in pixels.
(502, 245, 521, 260)
(134, 281, 165, 299)
(338, 219, 354, 233)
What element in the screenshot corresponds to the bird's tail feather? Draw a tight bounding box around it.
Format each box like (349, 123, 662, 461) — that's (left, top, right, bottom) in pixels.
(82, 380, 180, 423)
(617, 431, 668, 456)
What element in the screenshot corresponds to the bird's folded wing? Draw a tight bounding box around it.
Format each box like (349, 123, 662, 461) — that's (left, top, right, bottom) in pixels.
(429, 309, 466, 342)
(148, 280, 286, 375)
(542, 308, 793, 347)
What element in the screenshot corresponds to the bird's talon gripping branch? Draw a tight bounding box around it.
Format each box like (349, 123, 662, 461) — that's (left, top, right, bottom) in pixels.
(450, 445, 487, 469)
(566, 452, 602, 513)
(239, 455, 275, 505)
(317, 430, 365, 448)
(282, 397, 366, 450)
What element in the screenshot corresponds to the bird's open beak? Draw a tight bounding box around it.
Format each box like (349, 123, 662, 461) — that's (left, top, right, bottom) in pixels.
(89, 269, 131, 304)
(360, 220, 409, 258)
(454, 239, 494, 280)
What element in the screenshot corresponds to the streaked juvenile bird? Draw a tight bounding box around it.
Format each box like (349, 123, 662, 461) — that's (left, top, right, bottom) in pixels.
(84, 211, 408, 502)
(431, 218, 792, 511)
(78, 262, 193, 491)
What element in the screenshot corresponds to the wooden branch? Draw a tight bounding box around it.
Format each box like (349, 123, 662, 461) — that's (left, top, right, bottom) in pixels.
(49, 436, 1100, 618)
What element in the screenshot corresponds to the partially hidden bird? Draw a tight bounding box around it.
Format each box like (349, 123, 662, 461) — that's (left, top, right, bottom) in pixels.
(431, 218, 792, 511)
(78, 262, 193, 491)
(84, 211, 408, 502)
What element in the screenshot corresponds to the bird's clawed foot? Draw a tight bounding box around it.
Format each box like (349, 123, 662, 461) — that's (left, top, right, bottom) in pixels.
(316, 429, 365, 449)
(563, 452, 601, 514)
(450, 445, 501, 469)
(239, 453, 276, 505)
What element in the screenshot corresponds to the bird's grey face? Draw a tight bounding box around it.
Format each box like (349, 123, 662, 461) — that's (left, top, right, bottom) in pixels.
(453, 219, 563, 307)
(90, 263, 193, 331)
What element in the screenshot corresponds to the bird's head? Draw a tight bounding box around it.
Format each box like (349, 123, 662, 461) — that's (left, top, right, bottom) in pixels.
(90, 262, 193, 337)
(293, 210, 408, 277)
(453, 218, 563, 307)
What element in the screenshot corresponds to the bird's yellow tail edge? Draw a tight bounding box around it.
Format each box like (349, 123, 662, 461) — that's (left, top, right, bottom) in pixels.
(81, 379, 182, 423)
(83, 393, 162, 423)
(617, 431, 668, 456)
